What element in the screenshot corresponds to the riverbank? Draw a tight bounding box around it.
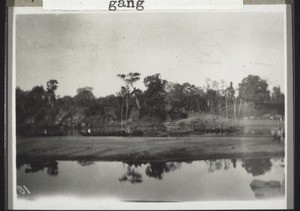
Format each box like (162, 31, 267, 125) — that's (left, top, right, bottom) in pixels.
(17, 136, 284, 162)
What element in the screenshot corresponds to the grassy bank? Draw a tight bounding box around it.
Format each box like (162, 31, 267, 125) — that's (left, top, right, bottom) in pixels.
(17, 136, 284, 162)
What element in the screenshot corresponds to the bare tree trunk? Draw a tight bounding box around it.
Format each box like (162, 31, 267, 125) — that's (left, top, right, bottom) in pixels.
(125, 95, 129, 120)
(134, 94, 141, 109)
(233, 98, 237, 122)
(48, 95, 54, 110)
(225, 97, 228, 118)
(238, 99, 242, 118)
(197, 98, 200, 114)
(168, 96, 171, 111)
(21, 103, 26, 115)
(218, 101, 222, 117)
(244, 101, 248, 117)
(121, 98, 124, 123)
(130, 84, 141, 110)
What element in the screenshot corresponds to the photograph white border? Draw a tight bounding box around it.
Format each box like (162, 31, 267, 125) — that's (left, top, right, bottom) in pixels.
(7, 4, 293, 210)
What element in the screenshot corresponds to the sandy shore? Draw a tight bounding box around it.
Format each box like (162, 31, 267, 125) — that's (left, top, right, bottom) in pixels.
(16, 136, 285, 162)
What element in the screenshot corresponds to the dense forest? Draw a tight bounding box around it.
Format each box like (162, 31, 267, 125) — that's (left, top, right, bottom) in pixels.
(16, 73, 284, 135)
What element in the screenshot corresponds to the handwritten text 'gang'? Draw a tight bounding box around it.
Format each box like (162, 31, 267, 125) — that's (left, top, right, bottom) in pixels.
(109, 0, 145, 11)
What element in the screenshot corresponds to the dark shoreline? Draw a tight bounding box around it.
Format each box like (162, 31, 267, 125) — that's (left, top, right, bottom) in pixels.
(17, 136, 285, 162)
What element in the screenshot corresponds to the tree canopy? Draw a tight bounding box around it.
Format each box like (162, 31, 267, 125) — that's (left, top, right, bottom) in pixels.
(15, 73, 285, 135)
(238, 75, 270, 104)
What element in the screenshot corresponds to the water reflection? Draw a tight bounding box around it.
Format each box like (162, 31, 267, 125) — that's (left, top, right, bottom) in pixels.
(119, 163, 143, 183)
(241, 158, 272, 176)
(250, 178, 285, 199)
(77, 160, 94, 166)
(204, 158, 274, 176)
(232, 159, 237, 168)
(23, 160, 59, 176)
(17, 157, 278, 179)
(145, 162, 181, 179)
(205, 159, 233, 172)
(17, 157, 285, 202)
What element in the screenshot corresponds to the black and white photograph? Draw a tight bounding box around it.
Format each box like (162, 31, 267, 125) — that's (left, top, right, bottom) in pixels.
(8, 2, 293, 210)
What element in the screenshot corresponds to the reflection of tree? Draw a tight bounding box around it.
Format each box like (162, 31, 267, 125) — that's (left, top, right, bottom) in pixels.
(16, 158, 24, 170)
(119, 161, 181, 183)
(241, 158, 272, 176)
(145, 162, 181, 179)
(223, 160, 231, 170)
(250, 179, 284, 198)
(47, 162, 59, 176)
(119, 163, 143, 184)
(77, 160, 94, 166)
(24, 160, 59, 176)
(205, 159, 232, 173)
(127, 162, 144, 168)
(231, 159, 237, 168)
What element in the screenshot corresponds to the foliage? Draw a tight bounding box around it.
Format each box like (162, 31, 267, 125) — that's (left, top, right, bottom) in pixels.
(241, 158, 272, 176)
(117, 72, 141, 122)
(46, 80, 58, 110)
(238, 75, 270, 104)
(74, 86, 96, 107)
(142, 73, 167, 121)
(15, 74, 285, 135)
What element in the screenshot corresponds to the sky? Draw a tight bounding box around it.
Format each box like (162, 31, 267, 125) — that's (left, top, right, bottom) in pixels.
(16, 8, 286, 98)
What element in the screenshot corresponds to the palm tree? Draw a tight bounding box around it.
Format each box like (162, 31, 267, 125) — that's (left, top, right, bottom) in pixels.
(117, 72, 141, 122)
(118, 86, 127, 124)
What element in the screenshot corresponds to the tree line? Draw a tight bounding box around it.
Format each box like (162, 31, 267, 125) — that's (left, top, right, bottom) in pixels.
(16, 73, 284, 134)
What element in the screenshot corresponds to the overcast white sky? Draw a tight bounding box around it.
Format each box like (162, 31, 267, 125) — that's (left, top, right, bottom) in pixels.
(16, 8, 286, 98)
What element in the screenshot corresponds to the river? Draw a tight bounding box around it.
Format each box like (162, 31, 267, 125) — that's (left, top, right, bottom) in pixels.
(17, 157, 285, 202)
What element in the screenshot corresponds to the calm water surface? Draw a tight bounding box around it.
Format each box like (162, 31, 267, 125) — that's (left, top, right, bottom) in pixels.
(17, 157, 285, 202)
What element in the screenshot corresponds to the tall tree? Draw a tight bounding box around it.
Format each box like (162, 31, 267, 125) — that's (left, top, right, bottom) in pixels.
(118, 86, 127, 123)
(238, 75, 270, 104)
(271, 86, 285, 115)
(143, 73, 167, 120)
(205, 89, 218, 113)
(204, 78, 221, 114)
(74, 86, 96, 107)
(238, 75, 270, 117)
(170, 83, 188, 112)
(164, 82, 175, 111)
(28, 86, 47, 117)
(117, 72, 141, 121)
(16, 87, 27, 131)
(211, 80, 223, 116)
(271, 86, 284, 104)
(46, 80, 58, 110)
(225, 82, 235, 118)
